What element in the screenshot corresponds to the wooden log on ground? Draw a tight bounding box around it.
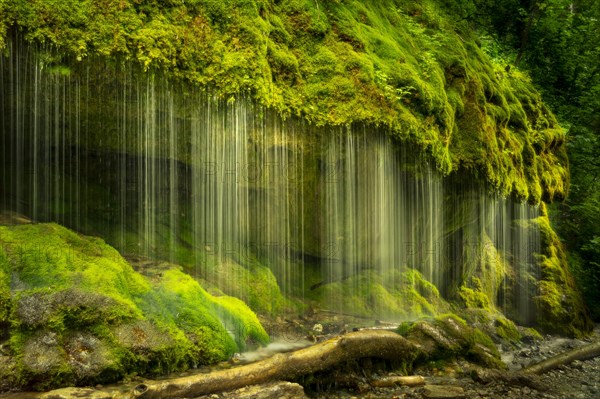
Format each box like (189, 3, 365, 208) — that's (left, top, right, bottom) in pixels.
(370, 375, 425, 387)
(522, 340, 600, 375)
(126, 330, 420, 399)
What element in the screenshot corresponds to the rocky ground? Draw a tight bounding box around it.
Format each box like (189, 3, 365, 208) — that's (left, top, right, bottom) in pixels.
(306, 354, 600, 399)
(1, 319, 598, 399)
(307, 324, 600, 399)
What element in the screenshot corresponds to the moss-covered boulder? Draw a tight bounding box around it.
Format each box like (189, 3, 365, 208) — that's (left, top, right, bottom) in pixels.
(0, 221, 268, 390)
(308, 268, 448, 320)
(399, 314, 505, 369)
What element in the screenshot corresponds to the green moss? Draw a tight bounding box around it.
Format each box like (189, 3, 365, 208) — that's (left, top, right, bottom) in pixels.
(202, 256, 286, 316)
(458, 277, 491, 310)
(0, 223, 148, 324)
(532, 207, 593, 337)
(0, 222, 269, 389)
(0, 0, 567, 203)
(494, 316, 521, 343)
(522, 327, 543, 341)
(309, 268, 447, 320)
(403, 313, 504, 369)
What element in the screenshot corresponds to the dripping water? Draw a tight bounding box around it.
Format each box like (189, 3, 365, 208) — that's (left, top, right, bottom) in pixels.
(0, 37, 541, 324)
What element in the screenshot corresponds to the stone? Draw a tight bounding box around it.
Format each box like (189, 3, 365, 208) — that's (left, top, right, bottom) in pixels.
(422, 385, 466, 399)
(40, 387, 113, 399)
(198, 381, 308, 399)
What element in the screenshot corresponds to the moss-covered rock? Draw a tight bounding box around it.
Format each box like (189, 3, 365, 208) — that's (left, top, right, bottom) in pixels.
(309, 268, 448, 320)
(399, 314, 505, 369)
(0, 221, 268, 390)
(0, 0, 567, 203)
(458, 277, 492, 310)
(532, 203, 593, 337)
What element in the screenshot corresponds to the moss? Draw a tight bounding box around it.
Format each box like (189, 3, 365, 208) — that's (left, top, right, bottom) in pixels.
(402, 313, 504, 369)
(532, 208, 593, 337)
(201, 256, 286, 316)
(309, 268, 447, 320)
(0, 0, 568, 203)
(522, 327, 543, 341)
(0, 223, 269, 389)
(494, 316, 521, 343)
(458, 277, 491, 310)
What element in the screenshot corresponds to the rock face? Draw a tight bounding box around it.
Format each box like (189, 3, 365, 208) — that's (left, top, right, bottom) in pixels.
(0, 0, 593, 392)
(0, 18, 591, 343)
(0, 0, 570, 204)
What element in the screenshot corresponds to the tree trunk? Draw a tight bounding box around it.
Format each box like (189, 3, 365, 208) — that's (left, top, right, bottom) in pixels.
(522, 340, 600, 375)
(514, 0, 541, 67)
(125, 330, 420, 399)
(370, 375, 426, 387)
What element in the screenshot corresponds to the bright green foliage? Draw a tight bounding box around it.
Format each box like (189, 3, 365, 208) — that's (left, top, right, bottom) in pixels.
(0, 223, 268, 389)
(0, 0, 568, 203)
(142, 267, 268, 354)
(0, 223, 148, 325)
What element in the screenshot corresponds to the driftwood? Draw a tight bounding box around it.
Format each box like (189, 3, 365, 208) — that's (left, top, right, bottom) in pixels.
(370, 375, 425, 387)
(127, 330, 420, 399)
(522, 340, 600, 375)
(472, 340, 600, 390)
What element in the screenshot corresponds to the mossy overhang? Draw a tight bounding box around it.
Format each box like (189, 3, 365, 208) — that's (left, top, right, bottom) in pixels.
(0, 0, 568, 203)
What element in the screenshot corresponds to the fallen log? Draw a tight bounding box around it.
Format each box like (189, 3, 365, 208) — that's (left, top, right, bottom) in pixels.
(370, 375, 425, 387)
(522, 340, 600, 375)
(125, 329, 420, 399)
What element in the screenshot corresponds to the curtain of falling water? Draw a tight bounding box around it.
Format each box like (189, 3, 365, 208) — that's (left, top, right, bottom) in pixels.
(321, 131, 445, 316)
(0, 37, 541, 322)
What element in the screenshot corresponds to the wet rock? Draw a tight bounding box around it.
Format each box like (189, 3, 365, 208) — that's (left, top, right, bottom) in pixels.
(199, 381, 308, 398)
(422, 385, 465, 398)
(22, 330, 65, 375)
(39, 387, 112, 399)
(17, 289, 128, 329)
(113, 320, 174, 352)
(406, 319, 464, 355)
(65, 332, 113, 379)
(0, 355, 19, 391)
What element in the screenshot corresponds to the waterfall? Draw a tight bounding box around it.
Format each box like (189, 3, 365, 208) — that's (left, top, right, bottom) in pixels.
(0, 38, 540, 322)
